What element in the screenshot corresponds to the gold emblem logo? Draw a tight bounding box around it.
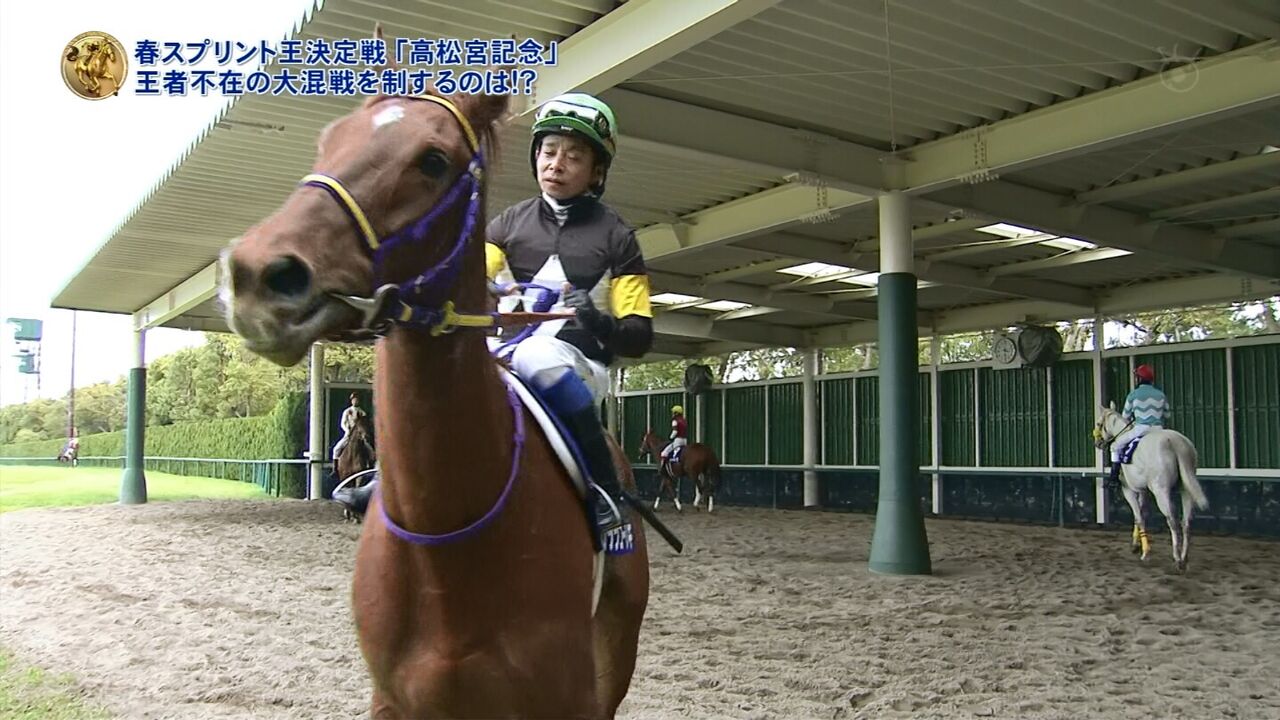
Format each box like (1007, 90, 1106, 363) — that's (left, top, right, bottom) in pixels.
(62, 31, 128, 100)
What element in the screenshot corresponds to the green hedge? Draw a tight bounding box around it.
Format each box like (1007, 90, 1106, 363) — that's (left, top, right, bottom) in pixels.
(0, 392, 309, 497)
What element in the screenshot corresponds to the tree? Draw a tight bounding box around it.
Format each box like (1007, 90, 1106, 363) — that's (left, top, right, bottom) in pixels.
(323, 343, 375, 383)
(73, 380, 126, 434)
(1108, 297, 1278, 347)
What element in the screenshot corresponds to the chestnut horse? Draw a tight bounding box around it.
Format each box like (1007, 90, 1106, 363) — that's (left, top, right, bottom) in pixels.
(220, 68, 649, 717)
(638, 429, 722, 513)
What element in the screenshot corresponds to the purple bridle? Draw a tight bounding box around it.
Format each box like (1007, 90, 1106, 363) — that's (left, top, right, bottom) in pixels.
(298, 94, 525, 546)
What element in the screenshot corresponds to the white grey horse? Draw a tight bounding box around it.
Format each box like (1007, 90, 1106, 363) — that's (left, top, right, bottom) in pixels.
(1093, 403, 1209, 573)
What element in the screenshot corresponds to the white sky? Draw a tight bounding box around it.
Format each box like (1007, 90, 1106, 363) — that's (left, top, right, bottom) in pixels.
(0, 0, 317, 407)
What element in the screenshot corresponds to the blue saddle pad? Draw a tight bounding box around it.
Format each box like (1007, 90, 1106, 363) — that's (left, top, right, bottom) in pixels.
(1119, 437, 1142, 464)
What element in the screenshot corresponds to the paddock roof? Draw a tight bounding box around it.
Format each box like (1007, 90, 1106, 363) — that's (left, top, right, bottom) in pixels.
(52, 0, 1280, 360)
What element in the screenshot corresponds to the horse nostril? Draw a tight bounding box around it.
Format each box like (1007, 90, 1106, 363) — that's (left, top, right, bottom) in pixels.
(263, 256, 312, 299)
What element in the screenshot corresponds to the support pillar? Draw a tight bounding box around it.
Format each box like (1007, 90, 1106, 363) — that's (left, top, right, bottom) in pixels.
(309, 342, 326, 501)
(605, 368, 620, 435)
(694, 390, 706, 444)
(119, 328, 148, 504)
(1093, 316, 1107, 525)
(802, 348, 820, 507)
(868, 192, 932, 575)
(929, 334, 943, 515)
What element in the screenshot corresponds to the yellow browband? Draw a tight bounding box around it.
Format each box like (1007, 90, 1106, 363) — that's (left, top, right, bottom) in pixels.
(298, 94, 481, 253)
(411, 94, 480, 154)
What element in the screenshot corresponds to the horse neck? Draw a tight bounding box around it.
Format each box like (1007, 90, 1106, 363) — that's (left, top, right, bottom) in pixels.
(372, 230, 513, 535)
(1107, 413, 1129, 436)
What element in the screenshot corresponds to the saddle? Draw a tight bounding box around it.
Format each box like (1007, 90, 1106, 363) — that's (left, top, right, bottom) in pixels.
(661, 445, 684, 476)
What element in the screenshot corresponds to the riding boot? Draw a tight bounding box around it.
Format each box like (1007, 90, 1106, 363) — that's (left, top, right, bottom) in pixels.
(538, 370, 632, 552)
(1107, 460, 1122, 490)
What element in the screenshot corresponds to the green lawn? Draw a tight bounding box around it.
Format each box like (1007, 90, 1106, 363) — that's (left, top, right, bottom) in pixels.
(0, 648, 111, 720)
(0, 466, 267, 514)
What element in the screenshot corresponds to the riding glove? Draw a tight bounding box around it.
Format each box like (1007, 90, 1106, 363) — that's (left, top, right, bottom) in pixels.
(563, 289, 615, 340)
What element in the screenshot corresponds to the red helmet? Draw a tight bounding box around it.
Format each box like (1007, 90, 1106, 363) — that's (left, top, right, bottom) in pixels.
(1134, 364, 1155, 382)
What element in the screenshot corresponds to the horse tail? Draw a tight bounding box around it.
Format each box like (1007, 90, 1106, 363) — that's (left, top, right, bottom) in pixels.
(705, 451, 721, 493)
(1175, 438, 1209, 511)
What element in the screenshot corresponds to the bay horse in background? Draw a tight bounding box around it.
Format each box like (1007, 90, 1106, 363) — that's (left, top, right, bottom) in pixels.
(219, 34, 649, 717)
(336, 413, 376, 485)
(639, 429, 722, 513)
(334, 414, 377, 521)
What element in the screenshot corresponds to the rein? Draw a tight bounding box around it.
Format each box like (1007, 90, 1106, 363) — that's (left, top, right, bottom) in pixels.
(1094, 413, 1135, 445)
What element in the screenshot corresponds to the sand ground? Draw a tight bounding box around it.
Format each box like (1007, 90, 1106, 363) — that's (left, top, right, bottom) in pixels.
(2, 500, 1277, 719)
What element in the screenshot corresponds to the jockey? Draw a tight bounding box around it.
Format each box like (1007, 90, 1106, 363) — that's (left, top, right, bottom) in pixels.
(659, 405, 688, 466)
(485, 92, 654, 544)
(1108, 363, 1170, 486)
(331, 393, 367, 460)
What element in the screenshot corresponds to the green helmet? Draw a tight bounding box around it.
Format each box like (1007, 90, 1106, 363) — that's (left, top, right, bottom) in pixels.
(530, 92, 618, 195)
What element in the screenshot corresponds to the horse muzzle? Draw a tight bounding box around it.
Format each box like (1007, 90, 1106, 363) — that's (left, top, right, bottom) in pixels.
(220, 248, 362, 366)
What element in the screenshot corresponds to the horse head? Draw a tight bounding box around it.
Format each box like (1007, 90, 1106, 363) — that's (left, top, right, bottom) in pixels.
(220, 38, 510, 366)
(637, 429, 659, 460)
(1092, 401, 1128, 449)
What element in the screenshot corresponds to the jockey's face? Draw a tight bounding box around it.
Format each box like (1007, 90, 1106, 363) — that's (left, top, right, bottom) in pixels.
(536, 134, 602, 200)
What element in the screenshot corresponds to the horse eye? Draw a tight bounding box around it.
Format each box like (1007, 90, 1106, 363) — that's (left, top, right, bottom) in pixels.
(419, 150, 450, 178)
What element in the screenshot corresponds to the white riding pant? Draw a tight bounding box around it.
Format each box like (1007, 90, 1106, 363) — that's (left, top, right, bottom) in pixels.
(332, 430, 351, 460)
(660, 437, 688, 459)
(508, 335, 610, 411)
(1111, 423, 1154, 463)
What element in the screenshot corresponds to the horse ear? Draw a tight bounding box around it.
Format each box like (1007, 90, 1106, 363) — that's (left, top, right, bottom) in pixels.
(362, 22, 398, 108)
(455, 90, 512, 137)
(1108, 400, 1116, 411)
(451, 35, 517, 134)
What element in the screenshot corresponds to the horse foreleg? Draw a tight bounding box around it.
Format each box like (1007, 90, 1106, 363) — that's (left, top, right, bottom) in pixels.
(673, 476, 682, 513)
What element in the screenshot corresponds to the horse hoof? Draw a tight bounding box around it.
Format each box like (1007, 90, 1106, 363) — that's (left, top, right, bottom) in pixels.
(1131, 545, 1142, 555)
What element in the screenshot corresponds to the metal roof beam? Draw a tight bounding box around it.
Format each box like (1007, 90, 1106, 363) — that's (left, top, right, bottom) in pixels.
(736, 233, 1095, 307)
(703, 258, 801, 283)
(649, 270, 891, 322)
(1150, 186, 1280, 220)
(1076, 151, 1280, 204)
(894, 41, 1280, 193)
(510, 0, 782, 117)
(928, 181, 1280, 279)
(652, 312, 807, 347)
(1218, 217, 1280, 238)
(986, 248, 1132, 276)
(603, 89, 886, 194)
(133, 261, 221, 331)
(638, 184, 872, 262)
(811, 274, 1280, 348)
